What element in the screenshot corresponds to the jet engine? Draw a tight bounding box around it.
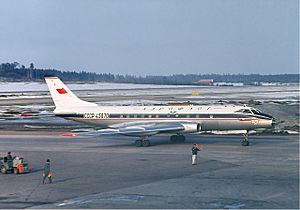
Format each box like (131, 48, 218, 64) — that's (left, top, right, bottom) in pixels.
(181, 123, 201, 133)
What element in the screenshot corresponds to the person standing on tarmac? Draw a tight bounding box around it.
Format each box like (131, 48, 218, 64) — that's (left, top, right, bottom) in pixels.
(42, 159, 52, 184)
(6, 152, 13, 168)
(191, 144, 201, 165)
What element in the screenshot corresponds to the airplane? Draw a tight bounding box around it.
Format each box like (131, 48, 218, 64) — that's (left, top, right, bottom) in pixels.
(45, 77, 276, 147)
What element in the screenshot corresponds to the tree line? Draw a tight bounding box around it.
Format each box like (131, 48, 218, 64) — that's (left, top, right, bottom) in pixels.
(0, 62, 299, 84)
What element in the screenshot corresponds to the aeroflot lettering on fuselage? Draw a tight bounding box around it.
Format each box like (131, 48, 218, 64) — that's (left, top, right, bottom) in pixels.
(84, 113, 110, 119)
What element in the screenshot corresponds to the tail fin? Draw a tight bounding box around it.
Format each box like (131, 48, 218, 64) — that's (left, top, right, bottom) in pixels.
(45, 77, 97, 109)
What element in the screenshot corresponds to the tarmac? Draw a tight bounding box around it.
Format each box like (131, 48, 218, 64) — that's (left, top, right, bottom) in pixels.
(0, 132, 298, 209)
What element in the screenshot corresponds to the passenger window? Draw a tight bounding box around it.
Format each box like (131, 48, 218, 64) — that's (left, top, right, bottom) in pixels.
(148, 115, 152, 118)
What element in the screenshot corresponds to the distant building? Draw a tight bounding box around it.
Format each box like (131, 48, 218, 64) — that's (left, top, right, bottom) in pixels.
(197, 79, 214, 86)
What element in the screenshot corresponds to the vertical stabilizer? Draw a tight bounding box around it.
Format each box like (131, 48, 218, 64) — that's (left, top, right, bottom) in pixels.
(45, 77, 97, 109)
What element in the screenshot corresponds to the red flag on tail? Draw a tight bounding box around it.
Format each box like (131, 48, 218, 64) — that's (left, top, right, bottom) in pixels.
(56, 88, 67, 94)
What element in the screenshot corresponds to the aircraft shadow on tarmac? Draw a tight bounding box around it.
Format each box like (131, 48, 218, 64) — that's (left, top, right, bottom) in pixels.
(1, 201, 50, 205)
(83, 140, 190, 148)
(81, 135, 252, 148)
(52, 177, 79, 184)
(29, 168, 44, 173)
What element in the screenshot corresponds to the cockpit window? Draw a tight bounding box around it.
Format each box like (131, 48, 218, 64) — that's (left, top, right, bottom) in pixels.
(239, 108, 274, 119)
(252, 109, 273, 118)
(236, 109, 253, 114)
(251, 109, 261, 115)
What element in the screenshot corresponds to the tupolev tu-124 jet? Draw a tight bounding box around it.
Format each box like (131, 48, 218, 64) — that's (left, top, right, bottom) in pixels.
(45, 77, 276, 147)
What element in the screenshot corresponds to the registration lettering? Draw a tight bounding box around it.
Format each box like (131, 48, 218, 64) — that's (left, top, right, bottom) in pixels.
(83, 113, 110, 119)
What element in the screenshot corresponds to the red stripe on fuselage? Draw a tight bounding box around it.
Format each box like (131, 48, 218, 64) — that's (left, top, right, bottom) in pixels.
(66, 117, 259, 121)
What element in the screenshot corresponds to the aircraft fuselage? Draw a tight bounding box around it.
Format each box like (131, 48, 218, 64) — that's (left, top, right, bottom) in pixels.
(54, 105, 275, 132)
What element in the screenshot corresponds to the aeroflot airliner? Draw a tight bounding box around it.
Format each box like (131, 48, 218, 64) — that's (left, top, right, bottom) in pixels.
(45, 77, 276, 147)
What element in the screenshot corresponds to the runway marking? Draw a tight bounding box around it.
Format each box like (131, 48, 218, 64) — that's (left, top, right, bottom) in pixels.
(263, 192, 285, 200)
(57, 193, 144, 207)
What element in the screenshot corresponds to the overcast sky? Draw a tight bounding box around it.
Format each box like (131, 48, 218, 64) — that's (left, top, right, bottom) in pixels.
(0, 0, 298, 75)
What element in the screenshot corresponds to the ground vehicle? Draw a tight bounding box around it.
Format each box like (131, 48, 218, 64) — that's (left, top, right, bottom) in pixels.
(0, 156, 30, 174)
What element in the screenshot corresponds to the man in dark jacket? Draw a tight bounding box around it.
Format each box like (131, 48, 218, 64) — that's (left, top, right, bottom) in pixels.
(6, 152, 13, 168)
(191, 144, 201, 165)
(42, 159, 52, 184)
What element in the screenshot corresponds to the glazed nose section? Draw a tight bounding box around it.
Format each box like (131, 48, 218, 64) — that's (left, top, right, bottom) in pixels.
(257, 115, 277, 129)
(271, 117, 278, 127)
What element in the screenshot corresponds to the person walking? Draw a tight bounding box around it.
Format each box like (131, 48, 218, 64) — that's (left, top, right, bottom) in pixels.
(191, 144, 201, 165)
(42, 159, 52, 184)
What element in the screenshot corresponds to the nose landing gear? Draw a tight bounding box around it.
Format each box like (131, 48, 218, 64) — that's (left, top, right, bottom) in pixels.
(242, 133, 250, 146)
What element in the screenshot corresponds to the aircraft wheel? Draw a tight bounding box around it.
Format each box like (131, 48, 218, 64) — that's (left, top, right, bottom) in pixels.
(242, 140, 250, 146)
(170, 135, 177, 143)
(179, 135, 186, 142)
(0, 166, 7, 174)
(142, 140, 151, 147)
(170, 135, 185, 143)
(135, 140, 143, 147)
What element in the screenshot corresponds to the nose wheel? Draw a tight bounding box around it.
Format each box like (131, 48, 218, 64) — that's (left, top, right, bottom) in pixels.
(242, 133, 250, 146)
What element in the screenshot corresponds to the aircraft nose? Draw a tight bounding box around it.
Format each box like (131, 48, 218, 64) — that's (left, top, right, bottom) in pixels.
(271, 117, 277, 127)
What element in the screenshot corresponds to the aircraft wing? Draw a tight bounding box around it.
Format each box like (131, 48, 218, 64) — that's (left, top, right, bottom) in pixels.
(62, 122, 188, 137)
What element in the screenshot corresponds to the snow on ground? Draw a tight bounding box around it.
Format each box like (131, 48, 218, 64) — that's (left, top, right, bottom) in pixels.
(0, 82, 299, 102)
(0, 82, 298, 132)
(0, 81, 198, 92)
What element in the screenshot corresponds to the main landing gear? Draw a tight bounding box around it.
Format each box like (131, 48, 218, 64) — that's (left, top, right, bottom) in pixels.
(135, 134, 186, 147)
(242, 133, 250, 146)
(135, 139, 151, 147)
(170, 134, 186, 143)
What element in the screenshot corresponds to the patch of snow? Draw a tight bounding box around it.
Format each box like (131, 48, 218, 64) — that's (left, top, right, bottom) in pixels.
(224, 203, 246, 209)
